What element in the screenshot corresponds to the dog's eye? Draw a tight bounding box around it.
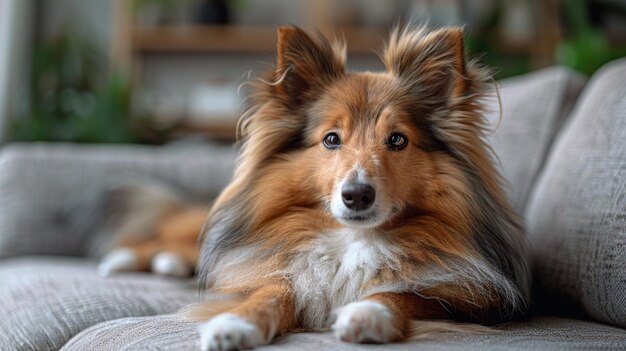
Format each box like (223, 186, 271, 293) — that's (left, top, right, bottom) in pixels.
(387, 133, 408, 150)
(323, 133, 341, 149)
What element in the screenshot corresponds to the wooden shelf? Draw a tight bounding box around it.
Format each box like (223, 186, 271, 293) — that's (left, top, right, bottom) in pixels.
(178, 120, 238, 141)
(131, 25, 387, 55)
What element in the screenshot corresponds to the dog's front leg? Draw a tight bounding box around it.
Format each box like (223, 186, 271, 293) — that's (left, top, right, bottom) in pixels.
(198, 282, 296, 351)
(333, 292, 448, 343)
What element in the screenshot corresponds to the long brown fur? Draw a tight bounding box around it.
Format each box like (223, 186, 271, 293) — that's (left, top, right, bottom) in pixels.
(190, 25, 530, 349)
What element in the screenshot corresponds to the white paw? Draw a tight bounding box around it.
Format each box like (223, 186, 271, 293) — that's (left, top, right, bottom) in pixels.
(198, 313, 265, 351)
(98, 248, 138, 276)
(332, 301, 400, 343)
(151, 251, 193, 277)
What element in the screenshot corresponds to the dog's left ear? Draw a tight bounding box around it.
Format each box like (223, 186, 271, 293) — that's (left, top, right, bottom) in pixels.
(383, 27, 467, 105)
(274, 26, 346, 108)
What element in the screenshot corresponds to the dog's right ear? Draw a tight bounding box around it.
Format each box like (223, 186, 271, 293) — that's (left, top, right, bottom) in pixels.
(274, 26, 346, 108)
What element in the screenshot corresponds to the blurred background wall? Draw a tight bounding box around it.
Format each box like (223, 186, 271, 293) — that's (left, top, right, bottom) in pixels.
(0, 0, 35, 141)
(1, 0, 625, 145)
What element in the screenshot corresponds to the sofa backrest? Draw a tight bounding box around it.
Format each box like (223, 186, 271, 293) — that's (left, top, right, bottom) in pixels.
(525, 58, 626, 328)
(0, 142, 237, 258)
(483, 66, 586, 212)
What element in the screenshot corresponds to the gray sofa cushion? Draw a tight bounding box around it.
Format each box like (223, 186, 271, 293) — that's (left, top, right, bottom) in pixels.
(62, 314, 626, 351)
(0, 257, 198, 351)
(484, 66, 586, 212)
(0, 142, 236, 258)
(526, 58, 626, 328)
(4, 258, 626, 351)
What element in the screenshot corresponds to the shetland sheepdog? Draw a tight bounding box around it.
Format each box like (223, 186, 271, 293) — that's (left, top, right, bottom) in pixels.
(99, 25, 530, 350)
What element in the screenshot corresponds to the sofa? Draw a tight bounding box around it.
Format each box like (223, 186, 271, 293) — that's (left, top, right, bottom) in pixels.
(1, 58, 625, 350)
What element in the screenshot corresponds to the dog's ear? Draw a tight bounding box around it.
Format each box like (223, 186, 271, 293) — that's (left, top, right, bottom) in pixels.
(274, 26, 346, 108)
(383, 27, 467, 105)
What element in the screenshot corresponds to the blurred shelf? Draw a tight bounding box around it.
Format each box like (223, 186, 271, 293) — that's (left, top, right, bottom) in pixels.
(131, 25, 386, 54)
(150, 111, 239, 141)
(178, 119, 239, 141)
(110, 0, 390, 141)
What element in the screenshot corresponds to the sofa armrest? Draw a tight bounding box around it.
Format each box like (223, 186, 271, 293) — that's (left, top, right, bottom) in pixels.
(0, 142, 237, 259)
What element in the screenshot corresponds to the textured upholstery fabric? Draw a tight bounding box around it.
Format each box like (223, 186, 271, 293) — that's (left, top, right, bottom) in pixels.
(484, 66, 586, 212)
(5, 256, 626, 351)
(0, 257, 198, 351)
(0, 142, 237, 258)
(63, 314, 626, 351)
(526, 59, 626, 328)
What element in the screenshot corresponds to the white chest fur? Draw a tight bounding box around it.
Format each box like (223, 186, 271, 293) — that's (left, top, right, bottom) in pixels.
(287, 228, 402, 328)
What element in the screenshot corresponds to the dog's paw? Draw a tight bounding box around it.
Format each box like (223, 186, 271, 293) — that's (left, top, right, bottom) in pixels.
(98, 248, 138, 276)
(151, 251, 193, 277)
(332, 301, 400, 343)
(198, 313, 265, 351)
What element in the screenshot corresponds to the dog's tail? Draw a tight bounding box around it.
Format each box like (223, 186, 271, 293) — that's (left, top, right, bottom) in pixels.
(407, 319, 496, 340)
(63, 179, 193, 257)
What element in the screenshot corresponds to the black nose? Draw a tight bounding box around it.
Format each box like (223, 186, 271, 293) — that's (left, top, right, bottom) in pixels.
(341, 183, 376, 211)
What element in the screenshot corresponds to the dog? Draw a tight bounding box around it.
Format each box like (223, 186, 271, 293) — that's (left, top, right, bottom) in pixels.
(97, 25, 530, 350)
(187, 25, 530, 350)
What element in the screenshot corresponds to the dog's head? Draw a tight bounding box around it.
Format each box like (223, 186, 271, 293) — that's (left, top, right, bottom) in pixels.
(243, 26, 489, 229)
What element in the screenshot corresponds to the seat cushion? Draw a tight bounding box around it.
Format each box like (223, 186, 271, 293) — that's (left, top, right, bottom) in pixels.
(0, 257, 197, 351)
(525, 58, 626, 328)
(62, 314, 626, 351)
(484, 66, 586, 212)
